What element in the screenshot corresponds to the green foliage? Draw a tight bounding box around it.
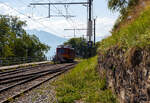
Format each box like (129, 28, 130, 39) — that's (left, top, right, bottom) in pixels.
(107, 0, 127, 11)
(107, 0, 139, 12)
(99, 6, 150, 53)
(0, 15, 50, 60)
(107, 0, 139, 27)
(64, 38, 99, 58)
(53, 56, 116, 103)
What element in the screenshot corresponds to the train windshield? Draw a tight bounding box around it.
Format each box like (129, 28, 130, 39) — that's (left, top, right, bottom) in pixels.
(57, 48, 65, 54)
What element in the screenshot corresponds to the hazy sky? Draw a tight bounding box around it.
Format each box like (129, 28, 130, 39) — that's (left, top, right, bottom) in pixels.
(0, 0, 119, 41)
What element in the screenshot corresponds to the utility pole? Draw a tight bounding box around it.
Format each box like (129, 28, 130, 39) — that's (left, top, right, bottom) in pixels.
(87, 0, 93, 42)
(48, 3, 50, 18)
(94, 18, 96, 45)
(87, 0, 93, 49)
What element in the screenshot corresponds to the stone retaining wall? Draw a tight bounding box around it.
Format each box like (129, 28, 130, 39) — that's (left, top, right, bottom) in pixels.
(98, 46, 150, 103)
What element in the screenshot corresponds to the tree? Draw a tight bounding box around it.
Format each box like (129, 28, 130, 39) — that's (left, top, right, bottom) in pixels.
(107, 0, 139, 12)
(64, 38, 99, 58)
(107, 0, 127, 11)
(0, 15, 50, 61)
(0, 15, 13, 57)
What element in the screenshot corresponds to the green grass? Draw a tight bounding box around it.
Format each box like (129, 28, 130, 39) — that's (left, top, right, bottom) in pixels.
(52, 56, 116, 103)
(99, 5, 150, 53)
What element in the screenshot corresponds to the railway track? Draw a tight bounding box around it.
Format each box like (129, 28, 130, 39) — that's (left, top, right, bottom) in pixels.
(0, 62, 76, 103)
(0, 63, 53, 75)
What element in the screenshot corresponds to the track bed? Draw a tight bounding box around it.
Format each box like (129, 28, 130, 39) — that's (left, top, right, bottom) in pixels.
(0, 63, 76, 103)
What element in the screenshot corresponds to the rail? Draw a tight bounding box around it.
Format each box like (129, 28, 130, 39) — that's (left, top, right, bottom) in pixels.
(0, 63, 76, 103)
(0, 57, 53, 67)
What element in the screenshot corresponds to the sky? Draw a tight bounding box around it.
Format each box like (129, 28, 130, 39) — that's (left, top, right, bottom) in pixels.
(0, 0, 119, 41)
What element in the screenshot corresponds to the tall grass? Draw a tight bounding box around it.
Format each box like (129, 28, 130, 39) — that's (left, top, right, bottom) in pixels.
(99, 6, 150, 52)
(52, 56, 116, 103)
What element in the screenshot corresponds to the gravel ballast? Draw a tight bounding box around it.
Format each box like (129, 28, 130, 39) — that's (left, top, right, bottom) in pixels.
(12, 78, 57, 103)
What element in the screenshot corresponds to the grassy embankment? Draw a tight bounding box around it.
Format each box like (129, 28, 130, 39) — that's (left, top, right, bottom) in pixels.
(53, 56, 116, 103)
(52, 2, 150, 103)
(99, 5, 150, 53)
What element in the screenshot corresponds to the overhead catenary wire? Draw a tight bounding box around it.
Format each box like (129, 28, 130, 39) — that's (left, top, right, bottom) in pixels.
(6, 0, 82, 38)
(50, 0, 86, 30)
(50, 0, 82, 37)
(2, 0, 90, 38)
(14, 0, 60, 19)
(27, 0, 86, 37)
(47, 0, 87, 37)
(47, 0, 75, 29)
(65, 0, 88, 36)
(0, 1, 61, 35)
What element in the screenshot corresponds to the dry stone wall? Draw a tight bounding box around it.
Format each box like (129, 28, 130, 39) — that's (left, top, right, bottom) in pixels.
(98, 46, 150, 103)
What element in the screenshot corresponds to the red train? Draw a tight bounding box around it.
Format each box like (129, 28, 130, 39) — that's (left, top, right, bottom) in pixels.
(53, 45, 75, 63)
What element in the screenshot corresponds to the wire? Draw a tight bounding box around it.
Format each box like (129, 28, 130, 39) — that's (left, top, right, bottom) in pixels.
(0, 1, 61, 35)
(6, 0, 88, 38)
(62, 0, 87, 34)
(14, 0, 58, 19)
(48, 0, 86, 37)
(8, 0, 83, 37)
(48, 0, 89, 38)
(48, 0, 75, 28)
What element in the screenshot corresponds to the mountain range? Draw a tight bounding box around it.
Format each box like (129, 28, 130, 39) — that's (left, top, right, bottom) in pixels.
(27, 29, 67, 58)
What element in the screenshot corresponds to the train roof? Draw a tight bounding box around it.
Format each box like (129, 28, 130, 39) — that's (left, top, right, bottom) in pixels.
(57, 45, 74, 50)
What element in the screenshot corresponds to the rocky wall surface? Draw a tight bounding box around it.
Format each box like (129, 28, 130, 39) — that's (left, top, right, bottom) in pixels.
(98, 46, 150, 103)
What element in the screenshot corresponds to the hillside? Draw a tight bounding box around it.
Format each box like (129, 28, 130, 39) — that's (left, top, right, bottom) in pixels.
(113, 0, 150, 33)
(27, 30, 67, 58)
(98, 0, 150, 102)
(51, 1, 150, 102)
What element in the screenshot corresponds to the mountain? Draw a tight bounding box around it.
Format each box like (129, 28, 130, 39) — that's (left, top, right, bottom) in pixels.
(27, 29, 67, 58)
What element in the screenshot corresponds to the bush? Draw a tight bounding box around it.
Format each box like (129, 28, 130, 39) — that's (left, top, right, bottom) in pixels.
(99, 6, 150, 53)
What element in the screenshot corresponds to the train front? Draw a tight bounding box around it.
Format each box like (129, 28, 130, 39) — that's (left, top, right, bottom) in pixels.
(56, 45, 75, 62)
